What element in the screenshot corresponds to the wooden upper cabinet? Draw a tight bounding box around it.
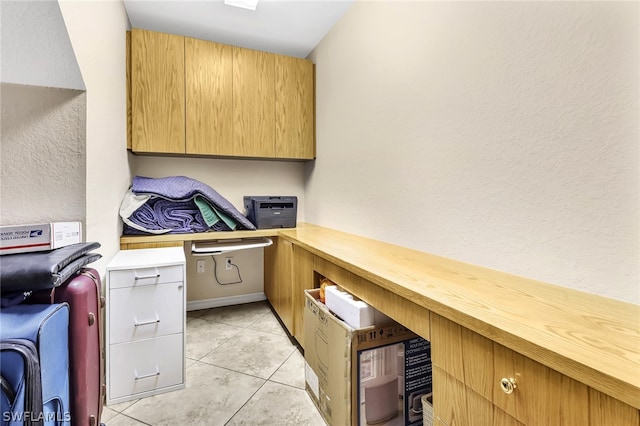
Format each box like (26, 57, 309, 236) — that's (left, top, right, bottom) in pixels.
(185, 37, 233, 156)
(275, 55, 315, 159)
(126, 32, 132, 150)
(130, 29, 185, 154)
(233, 47, 275, 158)
(128, 29, 315, 159)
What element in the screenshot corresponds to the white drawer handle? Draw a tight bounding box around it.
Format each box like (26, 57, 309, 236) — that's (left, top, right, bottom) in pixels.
(134, 368, 160, 380)
(134, 315, 160, 327)
(500, 377, 517, 394)
(134, 274, 161, 281)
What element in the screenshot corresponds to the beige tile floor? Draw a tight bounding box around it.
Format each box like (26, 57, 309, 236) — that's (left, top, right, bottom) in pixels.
(103, 302, 326, 426)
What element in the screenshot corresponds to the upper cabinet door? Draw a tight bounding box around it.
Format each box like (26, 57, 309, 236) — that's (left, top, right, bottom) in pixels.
(185, 38, 233, 156)
(131, 29, 185, 154)
(233, 47, 275, 158)
(275, 55, 315, 160)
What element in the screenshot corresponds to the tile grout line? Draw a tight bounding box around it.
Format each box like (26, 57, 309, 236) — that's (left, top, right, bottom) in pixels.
(221, 348, 310, 426)
(109, 410, 154, 426)
(202, 310, 302, 425)
(222, 376, 270, 426)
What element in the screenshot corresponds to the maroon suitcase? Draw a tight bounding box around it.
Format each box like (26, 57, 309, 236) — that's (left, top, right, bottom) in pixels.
(29, 268, 105, 426)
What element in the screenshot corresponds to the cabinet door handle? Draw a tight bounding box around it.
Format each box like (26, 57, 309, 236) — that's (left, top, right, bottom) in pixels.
(134, 273, 161, 281)
(134, 368, 160, 380)
(500, 377, 517, 394)
(134, 315, 160, 327)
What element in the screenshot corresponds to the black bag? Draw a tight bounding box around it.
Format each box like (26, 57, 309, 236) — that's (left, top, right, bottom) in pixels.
(0, 242, 101, 293)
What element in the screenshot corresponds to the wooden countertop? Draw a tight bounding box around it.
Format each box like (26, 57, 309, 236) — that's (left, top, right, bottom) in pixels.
(120, 227, 280, 245)
(278, 224, 640, 410)
(120, 223, 640, 408)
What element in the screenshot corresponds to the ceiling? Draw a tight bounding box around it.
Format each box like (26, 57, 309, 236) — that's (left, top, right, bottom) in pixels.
(123, 0, 355, 58)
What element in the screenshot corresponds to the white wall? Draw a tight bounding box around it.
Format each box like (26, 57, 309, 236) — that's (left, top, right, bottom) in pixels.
(1, 0, 84, 90)
(307, 1, 639, 304)
(59, 0, 131, 277)
(133, 156, 305, 305)
(132, 156, 306, 221)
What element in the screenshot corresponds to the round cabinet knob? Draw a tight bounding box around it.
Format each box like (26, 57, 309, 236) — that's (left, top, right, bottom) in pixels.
(500, 377, 517, 394)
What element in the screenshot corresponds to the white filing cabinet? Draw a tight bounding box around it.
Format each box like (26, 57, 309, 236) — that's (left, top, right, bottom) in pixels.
(105, 247, 186, 405)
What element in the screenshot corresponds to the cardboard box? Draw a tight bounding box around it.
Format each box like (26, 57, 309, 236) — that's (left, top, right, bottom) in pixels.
(421, 394, 434, 426)
(304, 289, 432, 426)
(0, 222, 82, 255)
(354, 332, 431, 426)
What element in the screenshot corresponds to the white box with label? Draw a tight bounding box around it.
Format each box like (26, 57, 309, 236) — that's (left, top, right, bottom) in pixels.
(0, 221, 82, 255)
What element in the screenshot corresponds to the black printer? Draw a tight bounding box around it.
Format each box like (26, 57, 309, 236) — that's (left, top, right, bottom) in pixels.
(244, 196, 298, 229)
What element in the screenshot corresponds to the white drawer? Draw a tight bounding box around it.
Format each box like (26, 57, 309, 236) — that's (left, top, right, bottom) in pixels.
(108, 334, 184, 401)
(109, 264, 183, 289)
(109, 283, 184, 344)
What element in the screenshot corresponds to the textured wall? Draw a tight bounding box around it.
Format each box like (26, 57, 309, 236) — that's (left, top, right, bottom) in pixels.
(59, 0, 131, 276)
(1, 1, 84, 90)
(1, 83, 86, 225)
(306, 2, 639, 303)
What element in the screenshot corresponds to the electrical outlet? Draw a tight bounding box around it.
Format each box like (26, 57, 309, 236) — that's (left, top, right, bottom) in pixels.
(225, 257, 233, 270)
(196, 259, 205, 273)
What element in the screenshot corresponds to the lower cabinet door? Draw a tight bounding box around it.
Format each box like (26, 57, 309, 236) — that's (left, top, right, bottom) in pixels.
(109, 333, 184, 400)
(292, 245, 314, 347)
(434, 366, 525, 426)
(493, 342, 590, 426)
(433, 366, 494, 426)
(588, 390, 640, 426)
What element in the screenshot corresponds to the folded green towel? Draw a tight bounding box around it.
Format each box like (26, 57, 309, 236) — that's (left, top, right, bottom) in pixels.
(195, 196, 220, 227)
(195, 196, 238, 230)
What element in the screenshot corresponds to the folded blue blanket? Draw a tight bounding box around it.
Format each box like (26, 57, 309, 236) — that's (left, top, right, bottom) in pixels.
(128, 198, 210, 233)
(127, 175, 255, 233)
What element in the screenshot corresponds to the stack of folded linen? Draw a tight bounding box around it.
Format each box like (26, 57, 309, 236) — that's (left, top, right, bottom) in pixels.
(119, 175, 256, 235)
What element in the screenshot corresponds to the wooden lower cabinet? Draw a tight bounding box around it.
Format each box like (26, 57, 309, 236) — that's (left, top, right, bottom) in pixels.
(263, 237, 314, 347)
(291, 244, 314, 346)
(492, 342, 590, 425)
(264, 237, 293, 332)
(433, 366, 494, 426)
(431, 313, 639, 426)
(589, 390, 640, 426)
(433, 367, 525, 426)
(430, 312, 493, 397)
